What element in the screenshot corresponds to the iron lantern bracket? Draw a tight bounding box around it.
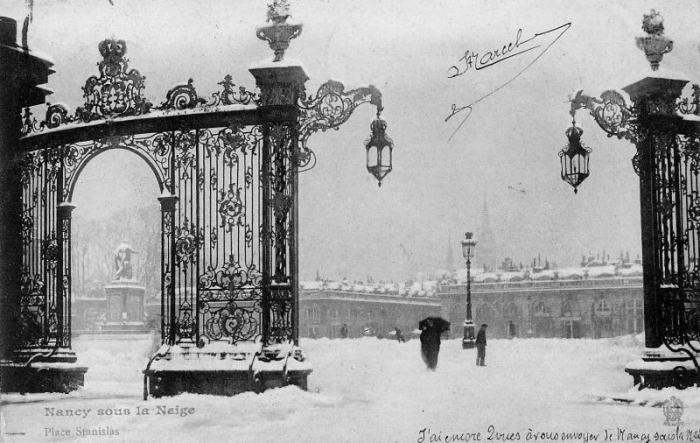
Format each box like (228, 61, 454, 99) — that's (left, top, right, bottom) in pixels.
(568, 89, 639, 144)
(297, 80, 384, 172)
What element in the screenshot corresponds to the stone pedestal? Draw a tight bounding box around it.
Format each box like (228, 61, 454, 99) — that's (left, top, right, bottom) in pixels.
(104, 280, 147, 332)
(625, 347, 698, 390)
(1, 349, 88, 393)
(143, 342, 312, 398)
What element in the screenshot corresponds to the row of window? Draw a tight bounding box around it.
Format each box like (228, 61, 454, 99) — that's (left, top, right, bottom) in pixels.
(457, 298, 644, 319)
(302, 305, 428, 322)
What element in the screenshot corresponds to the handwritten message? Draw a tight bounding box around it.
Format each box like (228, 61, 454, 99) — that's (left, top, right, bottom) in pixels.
(417, 426, 700, 443)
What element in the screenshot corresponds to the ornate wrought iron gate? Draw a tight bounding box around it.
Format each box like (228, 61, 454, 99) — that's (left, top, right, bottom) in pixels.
(16, 44, 385, 352)
(565, 10, 700, 388)
(2, 0, 389, 395)
(19, 39, 275, 350)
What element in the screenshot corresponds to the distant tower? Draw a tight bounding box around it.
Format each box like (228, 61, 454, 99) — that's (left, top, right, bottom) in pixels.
(446, 230, 456, 275)
(477, 197, 499, 272)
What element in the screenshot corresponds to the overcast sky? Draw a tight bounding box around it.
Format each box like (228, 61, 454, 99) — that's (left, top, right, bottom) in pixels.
(6, 0, 700, 282)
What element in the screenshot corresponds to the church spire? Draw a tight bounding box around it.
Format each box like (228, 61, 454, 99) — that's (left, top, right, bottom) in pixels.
(446, 230, 456, 274)
(477, 195, 499, 272)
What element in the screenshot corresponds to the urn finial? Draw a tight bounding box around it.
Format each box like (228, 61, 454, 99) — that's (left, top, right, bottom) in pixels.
(257, 0, 303, 62)
(635, 9, 673, 71)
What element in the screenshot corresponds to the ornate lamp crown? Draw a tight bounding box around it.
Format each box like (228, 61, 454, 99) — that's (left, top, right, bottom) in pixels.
(256, 0, 303, 62)
(461, 232, 477, 259)
(636, 9, 673, 71)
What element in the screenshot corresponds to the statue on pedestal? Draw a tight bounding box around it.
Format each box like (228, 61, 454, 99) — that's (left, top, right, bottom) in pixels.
(113, 240, 139, 281)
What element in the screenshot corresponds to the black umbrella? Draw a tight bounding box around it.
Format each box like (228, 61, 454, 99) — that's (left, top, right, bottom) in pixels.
(419, 316, 450, 334)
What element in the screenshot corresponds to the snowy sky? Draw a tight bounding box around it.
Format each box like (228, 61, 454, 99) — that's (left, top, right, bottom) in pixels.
(5, 0, 700, 281)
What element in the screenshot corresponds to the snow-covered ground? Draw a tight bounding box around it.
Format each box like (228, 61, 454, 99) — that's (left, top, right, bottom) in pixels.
(3, 334, 700, 442)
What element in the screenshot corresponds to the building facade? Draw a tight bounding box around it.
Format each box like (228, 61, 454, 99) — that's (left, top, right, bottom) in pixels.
(299, 289, 440, 339)
(440, 276, 643, 339)
(297, 275, 643, 340)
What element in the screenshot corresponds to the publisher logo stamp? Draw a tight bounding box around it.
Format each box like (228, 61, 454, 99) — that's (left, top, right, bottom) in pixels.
(663, 396, 683, 426)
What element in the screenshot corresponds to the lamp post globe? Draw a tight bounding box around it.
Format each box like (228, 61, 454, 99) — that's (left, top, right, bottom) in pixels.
(461, 232, 477, 350)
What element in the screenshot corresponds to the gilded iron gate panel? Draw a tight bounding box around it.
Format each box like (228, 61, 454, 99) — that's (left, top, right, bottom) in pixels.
(262, 122, 296, 344)
(19, 148, 63, 348)
(657, 132, 700, 345)
(174, 124, 266, 346)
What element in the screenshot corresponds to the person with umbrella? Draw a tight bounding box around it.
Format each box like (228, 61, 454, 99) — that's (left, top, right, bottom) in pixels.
(419, 316, 450, 371)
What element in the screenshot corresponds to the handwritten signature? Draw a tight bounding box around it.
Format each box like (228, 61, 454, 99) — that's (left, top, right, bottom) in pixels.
(445, 23, 571, 142)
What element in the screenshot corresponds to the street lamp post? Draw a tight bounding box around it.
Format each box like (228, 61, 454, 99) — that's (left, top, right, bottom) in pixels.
(559, 10, 700, 389)
(461, 232, 477, 350)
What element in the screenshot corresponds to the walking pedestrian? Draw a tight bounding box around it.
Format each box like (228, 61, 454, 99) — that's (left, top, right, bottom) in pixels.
(476, 324, 488, 366)
(395, 327, 405, 343)
(509, 320, 516, 339)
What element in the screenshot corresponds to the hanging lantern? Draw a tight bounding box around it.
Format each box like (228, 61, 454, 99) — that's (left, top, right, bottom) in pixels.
(365, 111, 394, 186)
(559, 120, 591, 194)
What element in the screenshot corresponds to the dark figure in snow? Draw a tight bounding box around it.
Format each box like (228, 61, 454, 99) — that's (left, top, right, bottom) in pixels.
(419, 317, 450, 371)
(509, 320, 516, 339)
(395, 327, 405, 343)
(476, 324, 488, 366)
(340, 324, 349, 339)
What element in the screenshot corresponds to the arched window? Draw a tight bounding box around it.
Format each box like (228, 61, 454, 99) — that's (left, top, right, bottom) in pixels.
(533, 300, 549, 317)
(476, 303, 496, 320)
(625, 298, 643, 333)
(504, 302, 518, 319)
(595, 300, 612, 316)
(561, 301, 573, 317)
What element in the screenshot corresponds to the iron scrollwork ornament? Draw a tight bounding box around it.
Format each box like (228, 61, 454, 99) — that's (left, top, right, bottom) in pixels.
(298, 80, 384, 171)
(76, 39, 152, 121)
(568, 90, 638, 143)
(160, 79, 206, 110)
(20, 41, 259, 137)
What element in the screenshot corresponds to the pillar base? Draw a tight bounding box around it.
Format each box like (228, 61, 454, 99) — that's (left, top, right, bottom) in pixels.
(0, 348, 87, 393)
(143, 342, 312, 398)
(462, 340, 475, 349)
(625, 347, 698, 390)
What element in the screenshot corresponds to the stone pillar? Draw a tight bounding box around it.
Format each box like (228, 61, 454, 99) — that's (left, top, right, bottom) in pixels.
(623, 75, 689, 350)
(0, 19, 89, 392)
(249, 62, 308, 346)
(0, 17, 53, 359)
